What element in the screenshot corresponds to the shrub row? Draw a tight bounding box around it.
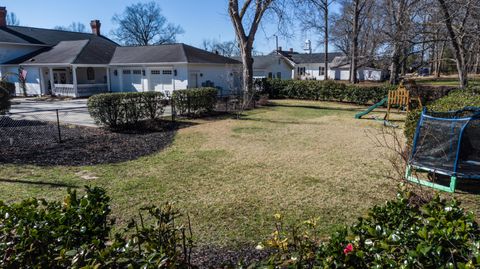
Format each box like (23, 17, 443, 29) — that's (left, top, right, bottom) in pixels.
(172, 87, 218, 115)
(88, 92, 166, 129)
(405, 86, 480, 143)
(256, 189, 480, 268)
(259, 79, 396, 105)
(0, 187, 192, 268)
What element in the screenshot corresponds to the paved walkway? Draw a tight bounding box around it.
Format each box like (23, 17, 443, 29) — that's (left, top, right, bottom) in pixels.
(8, 98, 172, 127)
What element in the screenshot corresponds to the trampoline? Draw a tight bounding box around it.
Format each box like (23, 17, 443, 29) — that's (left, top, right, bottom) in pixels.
(406, 107, 480, 192)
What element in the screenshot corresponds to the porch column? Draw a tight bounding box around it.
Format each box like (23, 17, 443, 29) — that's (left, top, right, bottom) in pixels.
(106, 67, 111, 92)
(72, 66, 78, 98)
(48, 67, 55, 94)
(119, 68, 123, 92)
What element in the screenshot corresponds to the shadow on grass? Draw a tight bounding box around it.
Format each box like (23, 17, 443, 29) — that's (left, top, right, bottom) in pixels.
(427, 175, 480, 195)
(265, 102, 367, 112)
(0, 178, 78, 189)
(0, 119, 197, 167)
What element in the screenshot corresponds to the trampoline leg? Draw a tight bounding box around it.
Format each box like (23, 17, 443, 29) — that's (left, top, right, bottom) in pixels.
(405, 165, 456, 193)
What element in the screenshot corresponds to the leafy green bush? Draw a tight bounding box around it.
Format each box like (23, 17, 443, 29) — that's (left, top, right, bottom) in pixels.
(257, 189, 480, 268)
(0, 187, 193, 268)
(405, 86, 480, 144)
(88, 92, 166, 129)
(0, 85, 11, 115)
(262, 79, 396, 105)
(172, 87, 218, 115)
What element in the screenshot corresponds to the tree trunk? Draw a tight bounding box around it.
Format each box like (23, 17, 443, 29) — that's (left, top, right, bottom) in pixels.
(324, 3, 329, 80)
(240, 45, 254, 103)
(390, 43, 401, 84)
(438, 0, 468, 88)
(350, 0, 360, 84)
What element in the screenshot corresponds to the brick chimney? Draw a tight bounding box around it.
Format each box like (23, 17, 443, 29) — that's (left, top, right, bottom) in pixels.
(0, 7, 7, 27)
(289, 48, 294, 53)
(90, 20, 101, 36)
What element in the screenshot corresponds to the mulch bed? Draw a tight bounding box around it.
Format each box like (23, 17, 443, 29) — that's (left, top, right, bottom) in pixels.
(0, 118, 179, 166)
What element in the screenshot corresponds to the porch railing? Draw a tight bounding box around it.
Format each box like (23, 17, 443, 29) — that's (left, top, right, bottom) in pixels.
(53, 83, 108, 98)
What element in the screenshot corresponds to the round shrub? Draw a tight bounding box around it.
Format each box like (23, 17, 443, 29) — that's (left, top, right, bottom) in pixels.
(172, 87, 217, 115)
(88, 92, 166, 129)
(405, 86, 480, 144)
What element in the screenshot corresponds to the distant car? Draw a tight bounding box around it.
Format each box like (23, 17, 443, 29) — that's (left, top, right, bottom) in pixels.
(418, 68, 430, 77)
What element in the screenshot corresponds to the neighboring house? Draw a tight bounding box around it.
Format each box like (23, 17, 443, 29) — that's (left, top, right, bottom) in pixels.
(233, 54, 295, 80)
(289, 52, 344, 80)
(110, 44, 242, 96)
(328, 56, 385, 82)
(0, 6, 241, 97)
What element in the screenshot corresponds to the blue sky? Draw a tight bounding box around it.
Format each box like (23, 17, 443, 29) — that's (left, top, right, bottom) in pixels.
(1, 0, 331, 54)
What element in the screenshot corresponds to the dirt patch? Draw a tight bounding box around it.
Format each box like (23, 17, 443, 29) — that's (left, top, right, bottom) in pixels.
(191, 245, 273, 268)
(0, 119, 180, 166)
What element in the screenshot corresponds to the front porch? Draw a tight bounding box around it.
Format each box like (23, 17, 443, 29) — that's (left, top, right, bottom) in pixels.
(43, 66, 110, 98)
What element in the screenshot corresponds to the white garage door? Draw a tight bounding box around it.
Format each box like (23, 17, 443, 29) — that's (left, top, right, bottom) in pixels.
(150, 69, 173, 94)
(122, 69, 143, 91)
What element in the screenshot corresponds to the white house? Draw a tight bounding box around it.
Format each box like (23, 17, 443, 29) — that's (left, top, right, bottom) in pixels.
(289, 52, 344, 80)
(234, 54, 295, 80)
(109, 44, 242, 96)
(328, 56, 385, 82)
(0, 6, 242, 97)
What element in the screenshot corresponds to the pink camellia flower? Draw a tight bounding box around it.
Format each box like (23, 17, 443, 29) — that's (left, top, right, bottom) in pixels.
(343, 243, 354, 255)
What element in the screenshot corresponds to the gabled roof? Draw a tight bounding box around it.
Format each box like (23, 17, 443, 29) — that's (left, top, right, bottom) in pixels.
(330, 56, 371, 69)
(110, 44, 241, 65)
(290, 52, 344, 64)
(233, 54, 295, 70)
(6, 38, 117, 65)
(0, 26, 117, 46)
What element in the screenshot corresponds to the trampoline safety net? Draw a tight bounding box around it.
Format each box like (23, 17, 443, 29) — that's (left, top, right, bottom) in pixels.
(410, 108, 480, 178)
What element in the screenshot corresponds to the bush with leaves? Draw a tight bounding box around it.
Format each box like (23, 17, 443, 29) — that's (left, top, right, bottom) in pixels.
(172, 87, 218, 116)
(405, 86, 480, 144)
(256, 189, 480, 268)
(261, 79, 396, 105)
(0, 187, 193, 268)
(88, 92, 166, 129)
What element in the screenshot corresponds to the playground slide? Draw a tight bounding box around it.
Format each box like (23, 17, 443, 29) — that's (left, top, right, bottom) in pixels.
(354, 97, 388, 119)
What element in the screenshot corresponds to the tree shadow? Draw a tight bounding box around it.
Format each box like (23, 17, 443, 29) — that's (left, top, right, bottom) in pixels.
(0, 178, 78, 189)
(431, 175, 480, 195)
(265, 103, 366, 112)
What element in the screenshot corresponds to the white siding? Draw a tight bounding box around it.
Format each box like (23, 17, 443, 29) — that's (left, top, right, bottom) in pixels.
(187, 63, 242, 95)
(0, 44, 42, 64)
(4, 66, 42, 96)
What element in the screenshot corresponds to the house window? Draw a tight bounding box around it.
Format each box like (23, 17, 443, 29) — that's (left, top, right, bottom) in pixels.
(297, 67, 306, 76)
(151, 70, 161, 75)
(133, 70, 142, 75)
(277, 72, 282, 79)
(268, 72, 273, 79)
(87, 67, 95, 80)
(123, 70, 131, 75)
(319, 67, 325, 76)
(162, 70, 173, 75)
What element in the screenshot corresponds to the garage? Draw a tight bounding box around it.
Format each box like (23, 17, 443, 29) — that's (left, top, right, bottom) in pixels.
(122, 69, 142, 91)
(150, 69, 173, 94)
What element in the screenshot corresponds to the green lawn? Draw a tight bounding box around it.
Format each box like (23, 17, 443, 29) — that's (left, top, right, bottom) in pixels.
(1, 100, 478, 248)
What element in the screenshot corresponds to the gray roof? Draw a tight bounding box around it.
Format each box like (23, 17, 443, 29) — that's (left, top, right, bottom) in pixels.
(290, 52, 344, 64)
(233, 54, 294, 69)
(6, 38, 117, 65)
(330, 56, 370, 69)
(110, 44, 241, 65)
(0, 26, 116, 46)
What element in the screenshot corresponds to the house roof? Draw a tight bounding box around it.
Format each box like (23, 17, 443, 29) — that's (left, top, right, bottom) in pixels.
(232, 54, 295, 70)
(110, 44, 241, 65)
(330, 56, 371, 69)
(6, 37, 117, 65)
(0, 26, 117, 46)
(290, 52, 344, 64)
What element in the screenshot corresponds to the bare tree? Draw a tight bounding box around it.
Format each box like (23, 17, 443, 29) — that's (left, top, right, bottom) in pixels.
(295, 0, 336, 80)
(228, 0, 287, 104)
(112, 1, 184, 46)
(202, 39, 241, 56)
(6, 12, 19, 26)
(54, 22, 87, 33)
(436, 0, 478, 88)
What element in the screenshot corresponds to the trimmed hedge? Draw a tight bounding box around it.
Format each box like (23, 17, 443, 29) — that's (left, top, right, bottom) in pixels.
(0, 187, 193, 268)
(88, 92, 166, 129)
(257, 189, 480, 268)
(172, 87, 217, 115)
(261, 79, 396, 105)
(405, 86, 480, 144)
